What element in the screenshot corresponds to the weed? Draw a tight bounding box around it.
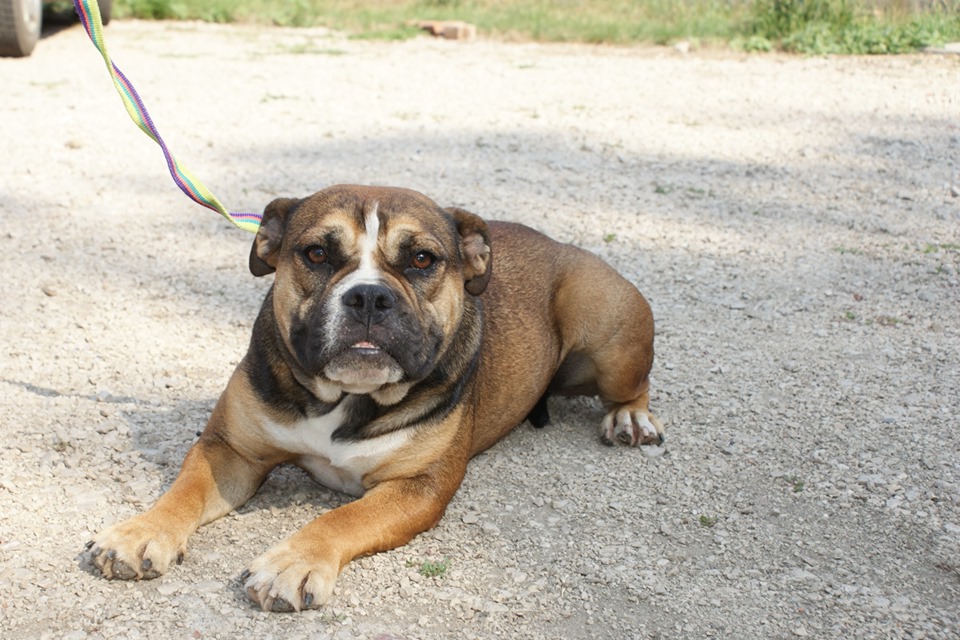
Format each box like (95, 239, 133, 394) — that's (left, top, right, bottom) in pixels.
(603, 233, 617, 243)
(783, 474, 805, 492)
(923, 242, 960, 253)
(833, 246, 862, 255)
(699, 514, 717, 528)
(408, 557, 449, 578)
(876, 315, 904, 327)
(260, 93, 298, 103)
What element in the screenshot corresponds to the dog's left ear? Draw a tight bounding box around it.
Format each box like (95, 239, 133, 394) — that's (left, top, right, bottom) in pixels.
(249, 197, 299, 277)
(446, 207, 492, 296)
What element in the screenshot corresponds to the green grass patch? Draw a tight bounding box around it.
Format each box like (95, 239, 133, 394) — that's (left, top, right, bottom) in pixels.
(407, 557, 450, 578)
(111, 0, 960, 53)
(745, 0, 960, 54)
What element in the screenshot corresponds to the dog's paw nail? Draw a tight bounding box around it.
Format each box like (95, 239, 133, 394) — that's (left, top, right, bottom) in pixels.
(272, 597, 295, 613)
(240, 569, 250, 581)
(112, 559, 139, 581)
(176, 552, 185, 565)
(303, 592, 314, 607)
(142, 558, 152, 571)
(84, 540, 94, 551)
(617, 431, 633, 445)
(600, 435, 614, 446)
(106, 549, 117, 560)
(657, 433, 665, 445)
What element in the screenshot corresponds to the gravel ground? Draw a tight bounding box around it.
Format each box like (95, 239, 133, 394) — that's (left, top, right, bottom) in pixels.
(2, 20, 959, 640)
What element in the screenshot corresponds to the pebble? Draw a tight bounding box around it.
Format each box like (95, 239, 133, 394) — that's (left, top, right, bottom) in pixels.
(156, 581, 187, 596)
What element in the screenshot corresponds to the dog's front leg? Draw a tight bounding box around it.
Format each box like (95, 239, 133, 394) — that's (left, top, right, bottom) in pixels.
(86, 401, 273, 580)
(242, 470, 462, 612)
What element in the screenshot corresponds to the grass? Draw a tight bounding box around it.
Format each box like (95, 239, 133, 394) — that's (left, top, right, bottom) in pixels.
(109, 0, 960, 53)
(699, 514, 718, 528)
(407, 557, 450, 578)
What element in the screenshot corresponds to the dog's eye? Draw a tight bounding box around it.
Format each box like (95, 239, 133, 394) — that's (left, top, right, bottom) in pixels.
(410, 251, 435, 270)
(305, 246, 328, 265)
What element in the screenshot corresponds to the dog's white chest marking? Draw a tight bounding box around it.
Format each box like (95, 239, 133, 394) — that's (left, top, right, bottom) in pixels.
(261, 400, 409, 497)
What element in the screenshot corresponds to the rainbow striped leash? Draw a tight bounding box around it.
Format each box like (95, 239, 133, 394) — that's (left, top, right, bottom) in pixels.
(73, 0, 262, 233)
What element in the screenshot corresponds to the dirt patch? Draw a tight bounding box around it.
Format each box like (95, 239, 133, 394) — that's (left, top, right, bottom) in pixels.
(1, 20, 959, 639)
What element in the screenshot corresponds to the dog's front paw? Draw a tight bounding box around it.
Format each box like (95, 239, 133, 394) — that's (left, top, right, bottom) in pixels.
(601, 403, 664, 447)
(85, 514, 187, 580)
(242, 539, 339, 612)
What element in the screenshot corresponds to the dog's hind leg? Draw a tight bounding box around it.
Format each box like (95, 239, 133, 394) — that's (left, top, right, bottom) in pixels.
(525, 391, 551, 428)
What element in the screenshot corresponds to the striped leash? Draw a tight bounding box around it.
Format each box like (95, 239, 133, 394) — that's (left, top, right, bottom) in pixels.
(73, 0, 262, 233)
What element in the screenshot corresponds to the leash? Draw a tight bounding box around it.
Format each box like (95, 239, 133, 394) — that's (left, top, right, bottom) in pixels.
(72, 0, 262, 233)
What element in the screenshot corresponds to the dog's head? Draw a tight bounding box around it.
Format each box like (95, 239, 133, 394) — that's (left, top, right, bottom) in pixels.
(249, 185, 492, 405)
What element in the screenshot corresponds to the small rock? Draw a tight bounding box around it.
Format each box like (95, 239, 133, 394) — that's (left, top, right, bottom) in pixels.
(641, 445, 665, 458)
(156, 580, 186, 596)
(793, 627, 808, 637)
(951, 185, 960, 197)
(41, 285, 58, 297)
(416, 20, 476, 41)
(190, 580, 223, 593)
(461, 512, 479, 525)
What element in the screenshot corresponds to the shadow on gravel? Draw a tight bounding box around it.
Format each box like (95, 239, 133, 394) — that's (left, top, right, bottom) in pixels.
(53, 114, 953, 334)
(118, 395, 359, 512)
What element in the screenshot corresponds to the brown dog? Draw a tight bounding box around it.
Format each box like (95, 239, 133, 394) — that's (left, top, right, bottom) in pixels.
(85, 185, 663, 611)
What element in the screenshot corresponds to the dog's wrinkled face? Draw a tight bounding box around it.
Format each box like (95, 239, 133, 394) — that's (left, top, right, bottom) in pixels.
(249, 185, 491, 405)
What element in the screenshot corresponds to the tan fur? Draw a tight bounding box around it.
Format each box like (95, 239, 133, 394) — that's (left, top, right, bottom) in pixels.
(86, 185, 661, 613)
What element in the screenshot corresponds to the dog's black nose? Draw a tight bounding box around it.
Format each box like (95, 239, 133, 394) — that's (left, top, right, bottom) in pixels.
(342, 284, 396, 324)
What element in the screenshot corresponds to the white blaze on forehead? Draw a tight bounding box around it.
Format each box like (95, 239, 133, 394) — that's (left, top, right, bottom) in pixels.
(350, 200, 381, 286)
(322, 200, 386, 350)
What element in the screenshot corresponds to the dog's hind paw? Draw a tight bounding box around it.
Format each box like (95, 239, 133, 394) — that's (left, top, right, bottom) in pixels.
(600, 405, 664, 448)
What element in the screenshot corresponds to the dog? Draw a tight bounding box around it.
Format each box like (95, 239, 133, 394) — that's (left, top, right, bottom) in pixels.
(85, 185, 663, 612)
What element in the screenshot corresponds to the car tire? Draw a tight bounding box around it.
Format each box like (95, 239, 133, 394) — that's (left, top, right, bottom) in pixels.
(0, 0, 41, 57)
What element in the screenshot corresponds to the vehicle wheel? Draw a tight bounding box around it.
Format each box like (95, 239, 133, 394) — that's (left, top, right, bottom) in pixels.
(0, 0, 41, 57)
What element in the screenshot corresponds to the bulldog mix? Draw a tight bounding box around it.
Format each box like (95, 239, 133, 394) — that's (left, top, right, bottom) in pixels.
(85, 185, 663, 612)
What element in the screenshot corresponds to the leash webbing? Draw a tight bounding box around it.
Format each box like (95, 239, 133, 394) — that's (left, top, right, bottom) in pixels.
(72, 0, 262, 233)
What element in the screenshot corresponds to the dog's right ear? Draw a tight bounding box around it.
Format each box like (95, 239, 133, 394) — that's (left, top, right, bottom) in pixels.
(446, 207, 492, 296)
(249, 197, 299, 277)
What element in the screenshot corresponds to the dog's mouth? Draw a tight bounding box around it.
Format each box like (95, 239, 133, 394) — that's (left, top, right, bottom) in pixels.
(323, 340, 404, 393)
(350, 340, 382, 354)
